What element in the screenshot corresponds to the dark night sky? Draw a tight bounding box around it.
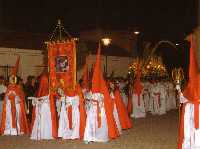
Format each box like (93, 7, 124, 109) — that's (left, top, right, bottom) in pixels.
(0, 0, 198, 41)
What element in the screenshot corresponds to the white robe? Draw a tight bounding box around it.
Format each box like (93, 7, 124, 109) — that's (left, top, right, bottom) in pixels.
(142, 82, 151, 112)
(158, 83, 167, 115)
(58, 95, 80, 139)
(30, 95, 53, 140)
(167, 82, 177, 110)
(84, 93, 109, 142)
(131, 93, 146, 118)
(83, 89, 92, 113)
(181, 102, 200, 149)
(3, 92, 23, 135)
(150, 83, 166, 115)
(119, 83, 128, 107)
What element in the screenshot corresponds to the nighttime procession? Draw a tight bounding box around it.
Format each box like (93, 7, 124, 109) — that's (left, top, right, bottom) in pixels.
(0, 0, 199, 149)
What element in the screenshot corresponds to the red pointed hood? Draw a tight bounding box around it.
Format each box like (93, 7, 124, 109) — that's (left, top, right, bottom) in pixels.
(91, 44, 101, 93)
(91, 43, 119, 139)
(10, 56, 20, 76)
(37, 73, 49, 97)
(183, 35, 200, 102)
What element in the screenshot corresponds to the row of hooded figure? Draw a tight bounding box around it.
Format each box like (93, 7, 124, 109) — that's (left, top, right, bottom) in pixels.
(0, 73, 132, 144)
(131, 80, 178, 118)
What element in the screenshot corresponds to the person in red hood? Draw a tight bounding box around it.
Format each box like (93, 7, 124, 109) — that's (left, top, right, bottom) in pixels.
(83, 46, 119, 143)
(30, 73, 57, 140)
(0, 56, 29, 135)
(108, 80, 122, 135)
(130, 66, 146, 118)
(178, 34, 200, 149)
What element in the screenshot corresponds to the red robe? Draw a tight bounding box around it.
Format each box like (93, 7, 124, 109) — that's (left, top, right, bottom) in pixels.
(31, 74, 58, 138)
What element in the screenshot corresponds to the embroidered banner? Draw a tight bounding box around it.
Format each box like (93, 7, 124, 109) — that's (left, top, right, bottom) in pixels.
(48, 40, 76, 92)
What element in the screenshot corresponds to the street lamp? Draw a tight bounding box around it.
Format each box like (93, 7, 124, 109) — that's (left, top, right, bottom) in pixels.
(134, 30, 140, 35)
(101, 37, 112, 46)
(101, 37, 112, 77)
(134, 30, 142, 57)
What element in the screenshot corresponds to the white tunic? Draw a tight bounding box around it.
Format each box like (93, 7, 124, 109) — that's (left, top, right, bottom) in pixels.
(58, 95, 80, 139)
(150, 83, 166, 115)
(167, 82, 177, 110)
(84, 93, 109, 142)
(3, 92, 22, 135)
(142, 82, 151, 112)
(131, 93, 146, 118)
(182, 102, 200, 149)
(30, 95, 53, 140)
(158, 82, 167, 115)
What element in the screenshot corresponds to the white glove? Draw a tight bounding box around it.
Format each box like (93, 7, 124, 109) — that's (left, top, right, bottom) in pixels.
(175, 84, 181, 91)
(179, 93, 188, 103)
(56, 99, 62, 115)
(32, 98, 37, 106)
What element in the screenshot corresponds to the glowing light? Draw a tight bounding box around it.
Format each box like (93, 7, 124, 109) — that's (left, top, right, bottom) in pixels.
(73, 37, 79, 41)
(101, 37, 112, 46)
(134, 31, 140, 35)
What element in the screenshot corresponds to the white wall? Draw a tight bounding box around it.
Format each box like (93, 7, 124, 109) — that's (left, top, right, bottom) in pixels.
(0, 47, 44, 82)
(77, 54, 131, 80)
(0, 47, 131, 83)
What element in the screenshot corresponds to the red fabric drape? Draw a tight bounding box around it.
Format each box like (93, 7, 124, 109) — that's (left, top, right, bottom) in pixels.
(67, 106, 73, 129)
(133, 65, 143, 96)
(75, 84, 86, 140)
(100, 78, 119, 139)
(114, 89, 132, 129)
(183, 36, 200, 102)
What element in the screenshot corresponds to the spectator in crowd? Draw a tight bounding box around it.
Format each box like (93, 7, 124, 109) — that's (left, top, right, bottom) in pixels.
(24, 75, 37, 121)
(0, 76, 7, 101)
(0, 76, 7, 123)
